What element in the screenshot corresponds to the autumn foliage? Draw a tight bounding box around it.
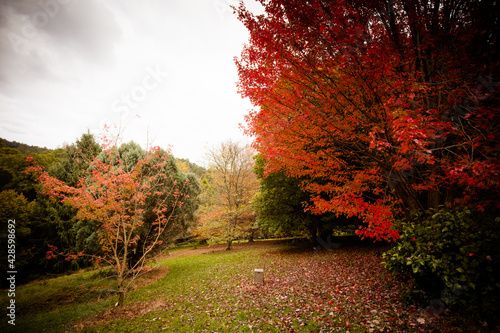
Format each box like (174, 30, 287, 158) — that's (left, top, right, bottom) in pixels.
(195, 141, 258, 250)
(235, 0, 499, 240)
(27, 145, 189, 305)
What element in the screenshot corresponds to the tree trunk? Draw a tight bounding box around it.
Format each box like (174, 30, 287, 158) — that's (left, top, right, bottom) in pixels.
(128, 238, 145, 269)
(307, 220, 318, 246)
(118, 291, 124, 307)
(392, 180, 422, 215)
(427, 188, 439, 210)
(117, 249, 127, 307)
(117, 276, 125, 307)
(226, 239, 232, 251)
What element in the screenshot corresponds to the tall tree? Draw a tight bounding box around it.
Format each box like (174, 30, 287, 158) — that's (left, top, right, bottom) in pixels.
(253, 154, 359, 243)
(0, 144, 83, 283)
(28, 145, 191, 306)
(125, 146, 202, 268)
(0, 190, 34, 286)
(235, 0, 499, 240)
(40, 132, 103, 187)
(46, 134, 103, 263)
(0, 146, 38, 200)
(196, 141, 258, 250)
(253, 154, 314, 239)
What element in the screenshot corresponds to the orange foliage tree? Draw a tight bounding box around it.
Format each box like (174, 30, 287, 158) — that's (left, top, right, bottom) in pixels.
(195, 141, 258, 250)
(235, 0, 499, 241)
(27, 146, 188, 306)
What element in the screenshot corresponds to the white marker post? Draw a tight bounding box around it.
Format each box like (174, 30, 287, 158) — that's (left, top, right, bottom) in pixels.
(253, 268, 264, 284)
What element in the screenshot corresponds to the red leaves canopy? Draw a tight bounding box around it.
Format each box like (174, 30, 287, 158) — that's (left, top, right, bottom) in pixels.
(235, 0, 499, 240)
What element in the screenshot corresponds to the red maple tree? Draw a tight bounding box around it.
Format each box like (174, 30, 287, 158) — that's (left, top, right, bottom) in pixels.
(235, 0, 499, 240)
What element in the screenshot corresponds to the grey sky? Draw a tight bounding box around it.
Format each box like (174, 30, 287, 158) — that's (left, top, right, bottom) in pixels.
(0, 0, 262, 164)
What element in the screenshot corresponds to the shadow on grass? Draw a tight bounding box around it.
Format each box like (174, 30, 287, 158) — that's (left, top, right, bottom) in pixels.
(269, 235, 392, 256)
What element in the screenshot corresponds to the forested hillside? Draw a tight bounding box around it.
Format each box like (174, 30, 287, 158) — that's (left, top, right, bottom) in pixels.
(0, 138, 49, 155)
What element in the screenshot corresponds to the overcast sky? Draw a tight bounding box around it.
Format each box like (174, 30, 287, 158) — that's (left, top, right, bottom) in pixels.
(0, 0, 263, 165)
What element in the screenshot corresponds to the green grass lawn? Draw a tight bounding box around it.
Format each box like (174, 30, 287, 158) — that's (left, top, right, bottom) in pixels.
(0, 240, 475, 332)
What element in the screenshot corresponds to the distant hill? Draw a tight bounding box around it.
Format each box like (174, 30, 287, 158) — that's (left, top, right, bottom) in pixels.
(0, 138, 50, 154)
(175, 157, 207, 179)
(0, 138, 208, 178)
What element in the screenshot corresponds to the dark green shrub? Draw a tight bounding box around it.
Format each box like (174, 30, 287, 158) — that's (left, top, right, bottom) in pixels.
(383, 208, 500, 322)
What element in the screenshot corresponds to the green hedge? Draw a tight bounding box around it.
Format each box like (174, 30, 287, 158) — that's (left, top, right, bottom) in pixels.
(383, 208, 500, 323)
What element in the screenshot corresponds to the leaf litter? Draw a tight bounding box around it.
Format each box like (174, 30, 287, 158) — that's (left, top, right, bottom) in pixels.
(74, 241, 475, 332)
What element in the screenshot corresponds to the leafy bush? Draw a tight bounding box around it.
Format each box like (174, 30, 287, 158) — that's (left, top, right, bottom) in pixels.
(383, 208, 500, 322)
